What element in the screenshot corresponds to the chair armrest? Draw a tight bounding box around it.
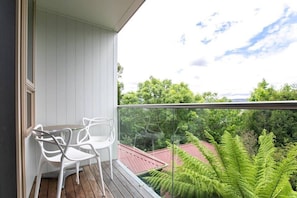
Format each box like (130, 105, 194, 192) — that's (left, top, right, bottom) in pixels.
(69, 142, 100, 156)
(76, 128, 89, 143)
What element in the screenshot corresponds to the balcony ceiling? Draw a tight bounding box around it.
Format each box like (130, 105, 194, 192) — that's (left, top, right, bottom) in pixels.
(36, 0, 145, 32)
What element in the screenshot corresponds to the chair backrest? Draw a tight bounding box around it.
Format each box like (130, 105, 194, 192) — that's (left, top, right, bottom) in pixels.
(82, 117, 110, 126)
(32, 125, 73, 162)
(79, 118, 115, 144)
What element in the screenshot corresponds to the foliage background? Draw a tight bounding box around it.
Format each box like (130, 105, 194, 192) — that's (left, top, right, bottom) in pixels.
(117, 66, 297, 190)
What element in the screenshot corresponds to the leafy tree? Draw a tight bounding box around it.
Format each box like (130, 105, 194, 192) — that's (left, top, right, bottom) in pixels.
(269, 110, 297, 146)
(202, 109, 244, 143)
(145, 130, 297, 198)
(246, 79, 297, 146)
(192, 93, 243, 143)
(120, 76, 245, 149)
(136, 76, 195, 104)
(199, 92, 230, 103)
(120, 91, 139, 104)
(249, 79, 277, 101)
(120, 76, 199, 150)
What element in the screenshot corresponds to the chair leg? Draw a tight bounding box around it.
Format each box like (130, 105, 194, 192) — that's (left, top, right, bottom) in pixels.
(96, 157, 106, 197)
(34, 158, 45, 198)
(109, 147, 113, 180)
(76, 162, 80, 184)
(89, 150, 92, 166)
(57, 164, 65, 198)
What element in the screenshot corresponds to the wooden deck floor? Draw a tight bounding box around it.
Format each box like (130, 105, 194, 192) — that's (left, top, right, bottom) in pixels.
(29, 160, 160, 198)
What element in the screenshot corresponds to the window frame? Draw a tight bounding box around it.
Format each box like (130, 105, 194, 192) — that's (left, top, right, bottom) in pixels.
(22, 0, 36, 137)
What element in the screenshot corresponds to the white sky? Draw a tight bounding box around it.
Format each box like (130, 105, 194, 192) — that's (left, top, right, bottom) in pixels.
(118, 0, 297, 99)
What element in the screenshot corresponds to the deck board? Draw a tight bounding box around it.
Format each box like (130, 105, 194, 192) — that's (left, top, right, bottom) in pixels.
(112, 162, 157, 198)
(103, 162, 145, 198)
(82, 165, 105, 198)
(78, 168, 96, 198)
(101, 163, 132, 197)
(29, 160, 160, 198)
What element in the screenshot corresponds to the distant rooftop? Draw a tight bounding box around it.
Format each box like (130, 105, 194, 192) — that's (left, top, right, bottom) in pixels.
(118, 141, 215, 175)
(118, 143, 168, 176)
(148, 142, 215, 170)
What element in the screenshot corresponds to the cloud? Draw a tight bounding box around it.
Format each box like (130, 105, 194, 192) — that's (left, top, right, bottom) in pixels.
(190, 58, 208, 66)
(214, 21, 234, 33)
(177, 69, 184, 74)
(201, 38, 212, 44)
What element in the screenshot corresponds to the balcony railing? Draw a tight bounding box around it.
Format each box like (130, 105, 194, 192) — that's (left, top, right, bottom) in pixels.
(118, 101, 297, 197)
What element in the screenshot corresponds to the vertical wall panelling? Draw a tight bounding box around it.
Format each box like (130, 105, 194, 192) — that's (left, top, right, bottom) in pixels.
(93, 28, 102, 116)
(108, 33, 115, 106)
(35, 9, 116, 131)
(32, 11, 47, 194)
(110, 32, 118, 160)
(113, 34, 118, 157)
(65, 19, 76, 122)
(45, 12, 57, 124)
(98, 30, 109, 115)
(84, 24, 93, 116)
(36, 10, 46, 123)
(56, 15, 67, 124)
(75, 22, 84, 121)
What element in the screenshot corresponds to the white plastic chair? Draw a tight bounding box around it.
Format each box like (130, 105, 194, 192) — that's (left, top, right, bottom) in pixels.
(77, 117, 115, 179)
(32, 124, 106, 198)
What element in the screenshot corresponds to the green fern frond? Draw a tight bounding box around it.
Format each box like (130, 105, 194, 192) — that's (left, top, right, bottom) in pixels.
(144, 170, 172, 190)
(175, 166, 234, 197)
(254, 130, 277, 196)
(186, 131, 224, 179)
(170, 179, 211, 197)
(254, 131, 297, 198)
(219, 132, 256, 196)
(203, 130, 228, 171)
(268, 144, 297, 198)
(170, 143, 216, 178)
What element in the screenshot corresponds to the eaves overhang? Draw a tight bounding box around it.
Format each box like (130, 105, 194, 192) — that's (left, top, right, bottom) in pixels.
(36, 0, 145, 32)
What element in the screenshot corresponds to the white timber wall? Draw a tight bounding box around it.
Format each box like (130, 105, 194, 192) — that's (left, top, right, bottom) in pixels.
(25, 9, 118, 197)
(35, 9, 117, 124)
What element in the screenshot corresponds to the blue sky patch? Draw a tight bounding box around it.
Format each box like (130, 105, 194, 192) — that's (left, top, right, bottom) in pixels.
(223, 7, 297, 58)
(215, 21, 233, 33)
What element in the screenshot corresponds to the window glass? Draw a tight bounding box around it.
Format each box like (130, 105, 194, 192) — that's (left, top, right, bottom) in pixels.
(27, 91, 32, 129)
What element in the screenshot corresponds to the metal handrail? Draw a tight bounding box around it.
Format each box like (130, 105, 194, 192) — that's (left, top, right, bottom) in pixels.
(118, 101, 297, 110)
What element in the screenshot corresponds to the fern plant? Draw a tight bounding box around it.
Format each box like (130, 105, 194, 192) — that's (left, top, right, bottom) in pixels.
(144, 130, 297, 198)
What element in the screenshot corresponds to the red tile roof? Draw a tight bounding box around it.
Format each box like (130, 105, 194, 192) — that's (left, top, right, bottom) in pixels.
(118, 141, 215, 175)
(118, 144, 168, 175)
(148, 142, 215, 169)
